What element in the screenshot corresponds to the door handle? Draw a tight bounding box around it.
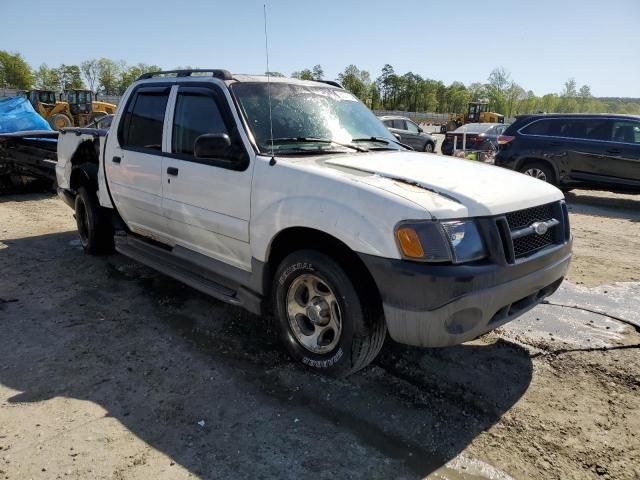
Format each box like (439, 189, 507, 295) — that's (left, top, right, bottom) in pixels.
(167, 167, 179, 176)
(112, 156, 121, 164)
(606, 149, 621, 154)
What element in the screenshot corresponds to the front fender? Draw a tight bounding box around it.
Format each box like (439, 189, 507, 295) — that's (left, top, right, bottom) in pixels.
(251, 195, 413, 263)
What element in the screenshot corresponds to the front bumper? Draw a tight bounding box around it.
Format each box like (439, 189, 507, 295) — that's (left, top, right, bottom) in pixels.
(360, 241, 572, 347)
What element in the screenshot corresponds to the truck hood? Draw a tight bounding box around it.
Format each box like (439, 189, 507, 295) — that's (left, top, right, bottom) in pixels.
(325, 151, 564, 218)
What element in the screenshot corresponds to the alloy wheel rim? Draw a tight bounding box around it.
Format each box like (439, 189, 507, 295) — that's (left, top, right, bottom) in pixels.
(524, 168, 547, 182)
(286, 273, 342, 354)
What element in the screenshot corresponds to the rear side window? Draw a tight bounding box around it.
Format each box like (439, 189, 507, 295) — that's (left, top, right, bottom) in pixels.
(383, 120, 393, 128)
(172, 92, 228, 155)
(121, 90, 169, 150)
(521, 119, 553, 136)
(611, 121, 640, 144)
(393, 119, 406, 130)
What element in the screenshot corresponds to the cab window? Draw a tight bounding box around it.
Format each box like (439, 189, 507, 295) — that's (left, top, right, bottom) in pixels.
(172, 92, 228, 155)
(121, 90, 169, 151)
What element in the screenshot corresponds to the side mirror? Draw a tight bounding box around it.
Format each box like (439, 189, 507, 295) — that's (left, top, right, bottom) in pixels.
(418, 126, 423, 133)
(393, 133, 401, 141)
(194, 133, 232, 159)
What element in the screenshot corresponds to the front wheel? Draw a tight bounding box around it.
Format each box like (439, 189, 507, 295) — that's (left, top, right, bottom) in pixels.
(49, 113, 72, 130)
(273, 250, 386, 377)
(424, 142, 434, 153)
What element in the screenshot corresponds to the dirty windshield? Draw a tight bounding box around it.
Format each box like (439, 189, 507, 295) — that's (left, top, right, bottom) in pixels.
(231, 82, 400, 154)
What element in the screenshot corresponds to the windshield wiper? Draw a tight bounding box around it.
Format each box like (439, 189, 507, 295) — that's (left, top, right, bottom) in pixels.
(352, 136, 412, 150)
(267, 137, 368, 152)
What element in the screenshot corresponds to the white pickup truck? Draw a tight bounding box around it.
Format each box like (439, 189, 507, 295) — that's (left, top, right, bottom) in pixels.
(56, 69, 572, 376)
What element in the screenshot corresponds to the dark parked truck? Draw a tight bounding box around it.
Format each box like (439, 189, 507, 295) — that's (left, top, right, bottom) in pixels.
(56, 70, 572, 376)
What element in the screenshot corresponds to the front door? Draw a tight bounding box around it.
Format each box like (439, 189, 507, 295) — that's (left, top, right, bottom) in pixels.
(161, 83, 254, 271)
(403, 119, 424, 150)
(105, 86, 171, 241)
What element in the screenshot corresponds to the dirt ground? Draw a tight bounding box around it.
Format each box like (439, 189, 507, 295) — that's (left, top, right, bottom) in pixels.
(0, 190, 639, 479)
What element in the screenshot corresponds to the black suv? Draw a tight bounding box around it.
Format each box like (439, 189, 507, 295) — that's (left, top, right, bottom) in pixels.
(494, 114, 640, 193)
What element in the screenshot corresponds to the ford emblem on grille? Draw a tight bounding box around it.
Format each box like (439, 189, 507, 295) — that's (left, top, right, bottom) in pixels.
(531, 221, 549, 236)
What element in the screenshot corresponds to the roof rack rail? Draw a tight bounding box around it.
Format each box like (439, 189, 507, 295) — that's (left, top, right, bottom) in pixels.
(316, 80, 344, 89)
(137, 69, 233, 81)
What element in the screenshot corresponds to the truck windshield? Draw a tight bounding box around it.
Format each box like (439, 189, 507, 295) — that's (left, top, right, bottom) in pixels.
(231, 82, 399, 154)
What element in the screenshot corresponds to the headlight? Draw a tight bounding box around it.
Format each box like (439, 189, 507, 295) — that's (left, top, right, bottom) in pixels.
(395, 220, 486, 264)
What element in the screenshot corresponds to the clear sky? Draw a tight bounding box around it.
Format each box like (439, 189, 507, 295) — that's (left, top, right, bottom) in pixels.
(1, 0, 638, 97)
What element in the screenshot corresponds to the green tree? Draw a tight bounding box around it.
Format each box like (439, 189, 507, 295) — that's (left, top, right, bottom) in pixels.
(291, 69, 313, 80)
(540, 93, 559, 113)
(97, 58, 121, 95)
(81, 59, 100, 93)
(118, 63, 161, 94)
(57, 64, 84, 90)
(33, 64, 60, 90)
(505, 81, 525, 117)
(562, 78, 578, 98)
(337, 65, 371, 103)
(312, 64, 324, 80)
(0, 51, 33, 89)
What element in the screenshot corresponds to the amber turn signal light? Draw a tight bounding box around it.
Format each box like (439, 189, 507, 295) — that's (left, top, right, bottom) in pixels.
(396, 227, 425, 258)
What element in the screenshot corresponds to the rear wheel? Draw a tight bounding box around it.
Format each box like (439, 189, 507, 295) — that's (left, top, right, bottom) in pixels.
(74, 187, 114, 254)
(273, 250, 386, 377)
(519, 162, 556, 186)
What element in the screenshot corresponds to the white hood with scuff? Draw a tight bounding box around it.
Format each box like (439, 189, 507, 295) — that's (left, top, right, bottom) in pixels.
(325, 151, 564, 218)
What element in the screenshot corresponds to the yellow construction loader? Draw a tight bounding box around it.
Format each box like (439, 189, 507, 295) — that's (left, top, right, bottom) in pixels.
(62, 89, 117, 127)
(442, 101, 505, 132)
(19, 90, 74, 130)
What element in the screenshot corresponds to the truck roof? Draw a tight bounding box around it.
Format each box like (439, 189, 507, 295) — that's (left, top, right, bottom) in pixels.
(135, 69, 342, 89)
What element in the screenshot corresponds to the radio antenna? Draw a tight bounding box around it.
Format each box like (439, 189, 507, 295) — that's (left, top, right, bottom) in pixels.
(263, 3, 276, 166)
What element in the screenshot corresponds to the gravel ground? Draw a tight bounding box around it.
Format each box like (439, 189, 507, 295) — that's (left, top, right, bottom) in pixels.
(0, 190, 638, 479)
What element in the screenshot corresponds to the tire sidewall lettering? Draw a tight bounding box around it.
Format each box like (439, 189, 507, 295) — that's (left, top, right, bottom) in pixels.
(279, 262, 315, 286)
(301, 348, 344, 369)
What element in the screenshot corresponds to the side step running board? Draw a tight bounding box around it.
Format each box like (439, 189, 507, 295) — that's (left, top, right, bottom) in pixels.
(115, 234, 242, 307)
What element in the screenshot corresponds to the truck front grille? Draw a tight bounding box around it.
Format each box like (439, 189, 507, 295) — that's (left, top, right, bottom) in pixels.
(512, 229, 554, 257)
(497, 201, 568, 263)
(506, 203, 554, 230)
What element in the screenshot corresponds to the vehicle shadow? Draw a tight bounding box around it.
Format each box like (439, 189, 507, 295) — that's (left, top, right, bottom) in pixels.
(565, 190, 640, 222)
(0, 231, 533, 479)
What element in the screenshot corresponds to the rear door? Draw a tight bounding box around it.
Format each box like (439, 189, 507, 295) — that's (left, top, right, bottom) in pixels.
(603, 119, 640, 183)
(563, 118, 640, 186)
(558, 118, 607, 181)
(105, 85, 172, 241)
(161, 82, 253, 271)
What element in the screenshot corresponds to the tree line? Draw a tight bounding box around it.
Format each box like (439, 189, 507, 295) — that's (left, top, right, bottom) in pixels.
(2, 51, 638, 116)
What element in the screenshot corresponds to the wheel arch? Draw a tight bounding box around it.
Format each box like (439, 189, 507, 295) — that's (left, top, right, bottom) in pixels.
(261, 226, 383, 316)
(516, 157, 560, 183)
(69, 139, 100, 193)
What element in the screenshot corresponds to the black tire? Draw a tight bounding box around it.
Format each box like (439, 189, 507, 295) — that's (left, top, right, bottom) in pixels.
(49, 113, 72, 130)
(424, 142, 435, 153)
(519, 161, 557, 186)
(273, 250, 386, 377)
(74, 186, 114, 255)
